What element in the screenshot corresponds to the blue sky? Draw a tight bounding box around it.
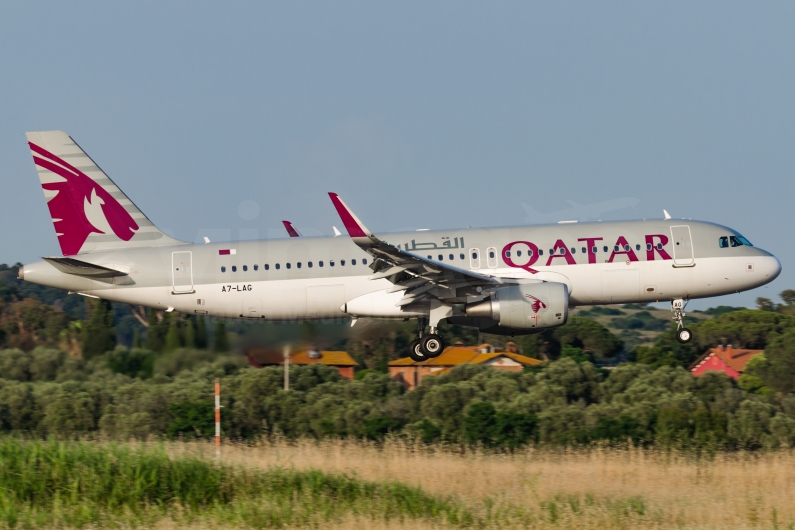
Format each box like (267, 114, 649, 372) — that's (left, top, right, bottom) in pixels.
(1, 2, 793, 309)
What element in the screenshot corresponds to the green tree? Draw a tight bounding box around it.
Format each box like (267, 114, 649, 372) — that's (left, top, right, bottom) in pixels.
(755, 329, 795, 394)
(81, 298, 116, 360)
(166, 401, 215, 439)
(214, 319, 229, 353)
(195, 316, 208, 349)
(757, 297, 777, 312)
(550, 316, 624, 359)
(146, 309, 167, 352)
(183, 317, 196, 349)
(738, 354, 772, 395)
(164, 317, 181, 353)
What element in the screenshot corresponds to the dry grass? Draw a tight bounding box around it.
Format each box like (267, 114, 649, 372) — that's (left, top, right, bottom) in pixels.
(171, 438, 795, 529)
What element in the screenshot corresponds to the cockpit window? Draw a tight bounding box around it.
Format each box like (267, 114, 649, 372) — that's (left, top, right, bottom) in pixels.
(730, 235, 753, 247)
(719, 236, 729, 248)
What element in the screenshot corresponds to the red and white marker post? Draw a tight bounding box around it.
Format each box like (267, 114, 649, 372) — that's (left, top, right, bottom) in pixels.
(215, 378, 221, 461)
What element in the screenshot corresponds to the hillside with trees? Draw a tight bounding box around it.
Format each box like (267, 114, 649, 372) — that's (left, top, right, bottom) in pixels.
(2, 262, 795, 449)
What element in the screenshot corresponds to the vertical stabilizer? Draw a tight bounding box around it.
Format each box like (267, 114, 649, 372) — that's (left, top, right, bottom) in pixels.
(26, 130, 184, 255)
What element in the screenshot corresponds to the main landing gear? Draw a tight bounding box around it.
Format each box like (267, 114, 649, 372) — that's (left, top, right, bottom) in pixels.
(408, 317, 446, 362)
(672, 298, 693, 344)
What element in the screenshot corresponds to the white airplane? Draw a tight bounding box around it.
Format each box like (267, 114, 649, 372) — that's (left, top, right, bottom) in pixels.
(19, 131, 781, 361)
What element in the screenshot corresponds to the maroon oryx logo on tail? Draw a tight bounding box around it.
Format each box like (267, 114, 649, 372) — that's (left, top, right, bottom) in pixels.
(525, 294, 547, 314)
(30, 142, 139, 256)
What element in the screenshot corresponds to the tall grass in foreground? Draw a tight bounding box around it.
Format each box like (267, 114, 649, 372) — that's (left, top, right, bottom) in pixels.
(0, 439, 475, 528)
(190, 438, 795, 530)
(3, 438, 795, 529)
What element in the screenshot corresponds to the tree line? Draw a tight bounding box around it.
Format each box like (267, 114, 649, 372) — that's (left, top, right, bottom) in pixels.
(2, 258, 795, 450)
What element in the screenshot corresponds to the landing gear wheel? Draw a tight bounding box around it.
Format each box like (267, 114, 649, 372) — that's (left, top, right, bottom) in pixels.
(676, 328, 693, 344)
(421, 334, 445, 358)
(408, 339, 427, 362)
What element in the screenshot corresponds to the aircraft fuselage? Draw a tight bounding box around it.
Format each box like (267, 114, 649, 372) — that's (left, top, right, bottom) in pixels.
(21, 218, 781, 328)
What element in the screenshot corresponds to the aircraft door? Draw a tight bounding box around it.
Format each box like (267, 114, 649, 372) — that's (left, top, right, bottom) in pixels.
(172, 251, 193, 293)
(469, 248, 481, 269)
(670, 225, 695, 266)
(486, 247, 498, 268)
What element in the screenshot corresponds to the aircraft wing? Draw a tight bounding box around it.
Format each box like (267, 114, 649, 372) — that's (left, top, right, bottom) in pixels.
(328, 193, 507, 306)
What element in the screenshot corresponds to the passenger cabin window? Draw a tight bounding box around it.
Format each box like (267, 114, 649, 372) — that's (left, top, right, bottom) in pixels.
(449, 254, 454, 260)
(592, 246, 597, 253)
(341, 260, 345, 266)
(297, 262, 302, 268)
(571, 248, 576, 254)
(243, 265, 248, 271)
(308, 262, 313, 268)
(363, 259, 367, 264)
(438, 254, 444, 261)
(265, 264, 270, 270)
(221, 266, 226, 273)
(232, 266, 237, 272)
(603, 246, 608, 252)
(319, 261, 324, 267)
(459, 253, 465, 260)
(286, 263, 291, 269)
(538, 249, 544, 256)
(330, 261, 335, 267)
(276, 264, 280, 270)
(635, 244, 641, 251)
(719, 237, 729, 248)
(559, 248, 565, 255)
(254, 265, 258, 271)
(352, 259, 356, 265)
(646, 243, 652, 251)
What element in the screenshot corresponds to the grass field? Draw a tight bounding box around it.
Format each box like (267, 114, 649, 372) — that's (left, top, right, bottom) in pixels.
(2, 438, 794, 529)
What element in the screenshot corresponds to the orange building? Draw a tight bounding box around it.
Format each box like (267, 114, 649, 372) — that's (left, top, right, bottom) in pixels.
(389, 343, 542, 390)
(246, 348, 359, 379)
(688, 345, 764, 380)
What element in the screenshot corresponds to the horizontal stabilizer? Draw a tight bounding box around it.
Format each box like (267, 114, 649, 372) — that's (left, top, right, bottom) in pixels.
(43, 257, 129, 278)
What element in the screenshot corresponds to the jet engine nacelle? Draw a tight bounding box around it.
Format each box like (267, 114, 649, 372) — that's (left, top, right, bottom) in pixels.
(465, 282, 569, 330)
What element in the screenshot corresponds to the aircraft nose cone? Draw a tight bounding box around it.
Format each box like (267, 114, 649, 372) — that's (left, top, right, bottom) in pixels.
(759, 252, 782, 283)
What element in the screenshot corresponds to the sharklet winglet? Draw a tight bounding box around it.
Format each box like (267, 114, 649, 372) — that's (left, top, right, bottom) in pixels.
(328, 193, 373, 239)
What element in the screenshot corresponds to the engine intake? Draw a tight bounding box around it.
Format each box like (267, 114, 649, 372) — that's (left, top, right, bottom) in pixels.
(465, 282, 568, 330)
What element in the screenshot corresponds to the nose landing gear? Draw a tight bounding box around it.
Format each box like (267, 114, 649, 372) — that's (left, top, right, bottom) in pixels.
(672, 298, 693, 344)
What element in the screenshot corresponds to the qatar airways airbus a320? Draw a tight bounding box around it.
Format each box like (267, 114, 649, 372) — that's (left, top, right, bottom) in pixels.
(18, 131, 781, 360)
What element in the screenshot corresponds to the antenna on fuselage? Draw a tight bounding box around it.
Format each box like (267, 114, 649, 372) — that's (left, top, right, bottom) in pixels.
(203, 237, 211, 244)
(332, 226, 342, 237)
(663, 210, 672, 220)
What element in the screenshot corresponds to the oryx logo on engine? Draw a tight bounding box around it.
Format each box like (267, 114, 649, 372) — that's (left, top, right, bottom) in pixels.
(525, 294, 547, 314)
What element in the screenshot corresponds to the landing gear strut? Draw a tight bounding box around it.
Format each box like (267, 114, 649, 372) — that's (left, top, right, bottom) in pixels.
(672, 298, 693, 344)
(407, 317, 445, 361)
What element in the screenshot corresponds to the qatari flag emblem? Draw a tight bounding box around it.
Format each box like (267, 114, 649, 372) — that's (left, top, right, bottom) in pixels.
(218, 249, 237, 255)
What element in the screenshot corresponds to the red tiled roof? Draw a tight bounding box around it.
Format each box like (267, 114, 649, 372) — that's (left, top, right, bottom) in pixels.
(247, 348, 358, 367)
(388, 346, 542, 367)
(688, 346, 763, 373)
